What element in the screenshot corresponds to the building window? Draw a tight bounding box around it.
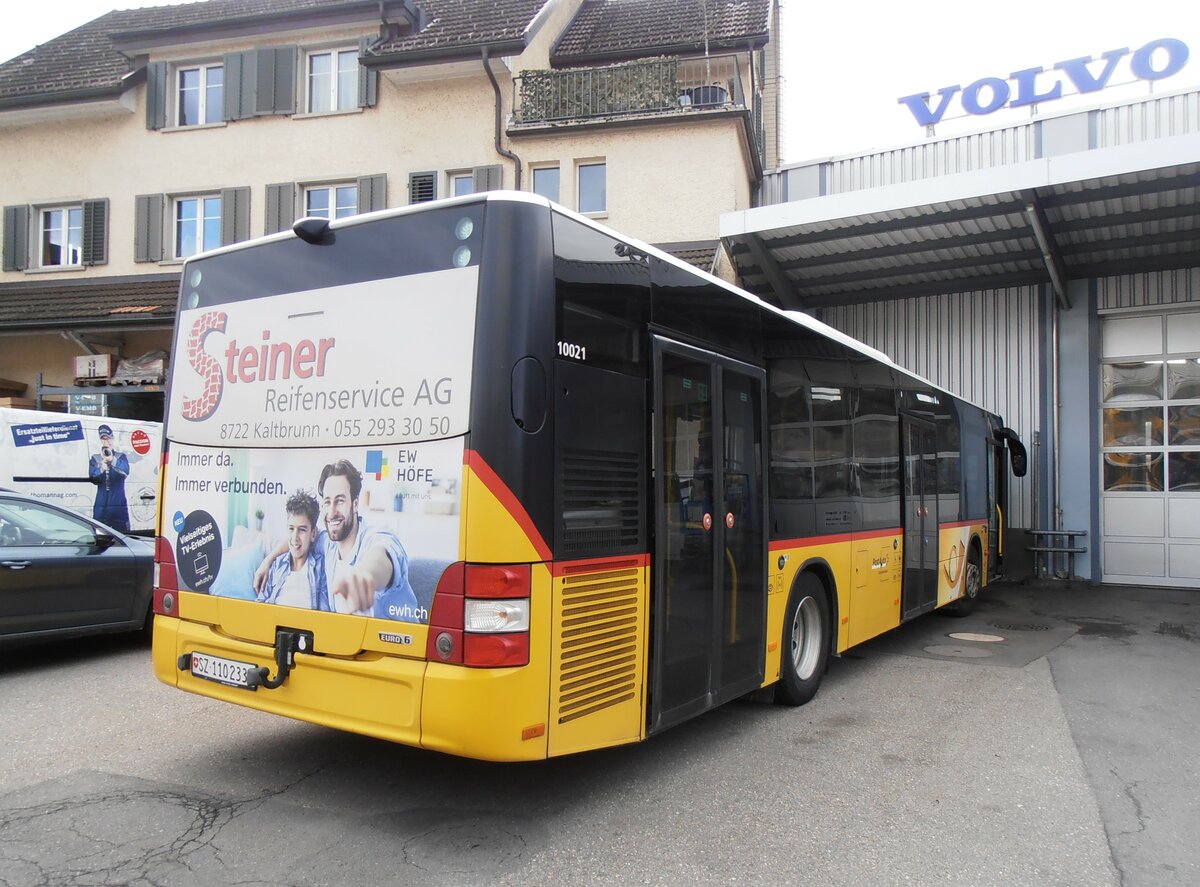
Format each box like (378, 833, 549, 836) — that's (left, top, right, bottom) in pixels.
(307, 49, 358, 113)
(578, 162, 606, 214)
(450, 173, 474, 197)
(533, 166, 560, 203)
(40, 207, 83, 267)
(177, 63, 223, 126)
(305, 184, 358, 220)
(175, 195, 221, 259)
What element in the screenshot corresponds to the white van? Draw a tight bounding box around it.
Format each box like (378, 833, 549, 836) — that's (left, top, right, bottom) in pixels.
(1, 408, 161, 534)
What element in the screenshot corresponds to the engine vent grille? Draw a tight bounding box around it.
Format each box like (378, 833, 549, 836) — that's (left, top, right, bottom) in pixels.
(556, 562, 642, 724)
(560, 448, 642, 555)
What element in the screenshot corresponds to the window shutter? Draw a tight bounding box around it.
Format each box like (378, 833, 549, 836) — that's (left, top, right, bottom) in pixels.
(134, 194, 164, 263)
(408, 172, 436, 204)
(356, 174, 387, 213)
(221, 187, 251, 245)
(223, 50, 256, 120)
(255, 46, 297, 116)
(358, 37, 378, 108)
(473, 164, 502, 192)
(2, 204, 29, 271)
(82, 199, 109, 266)
(265, 182, 296, 234)
(145, 61, 168, 130)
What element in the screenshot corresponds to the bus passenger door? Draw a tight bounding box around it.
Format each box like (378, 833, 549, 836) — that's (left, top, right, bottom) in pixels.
(650, 338, 766, 733)
(987, 439, 1002, 576)
(901, 415, 939, 618)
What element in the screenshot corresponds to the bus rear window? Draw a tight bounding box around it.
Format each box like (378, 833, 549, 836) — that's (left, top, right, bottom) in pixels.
(181, 203, 485, 310)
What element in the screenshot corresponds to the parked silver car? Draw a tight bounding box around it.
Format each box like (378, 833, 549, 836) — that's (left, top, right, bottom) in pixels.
(0, 490, 153, 647)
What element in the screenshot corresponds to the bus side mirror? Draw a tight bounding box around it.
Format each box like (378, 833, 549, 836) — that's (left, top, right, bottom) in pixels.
(999, 427, 1028, 477)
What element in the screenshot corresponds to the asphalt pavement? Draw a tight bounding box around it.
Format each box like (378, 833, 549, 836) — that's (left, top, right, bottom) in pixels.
(0, 578, 1196, 886)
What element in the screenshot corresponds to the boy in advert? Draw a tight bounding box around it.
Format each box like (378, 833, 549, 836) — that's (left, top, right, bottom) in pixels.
(88, 424, 130, 532)
(254, 460, 420, 621)
(257, 490, 327, 610)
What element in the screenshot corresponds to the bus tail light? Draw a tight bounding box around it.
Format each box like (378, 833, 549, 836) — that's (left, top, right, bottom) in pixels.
(155, 536, 178, 589)
(464, 632, 530, 667)
(464, 564, 530, 667)
(427, 562, 465, 664)
(426, 563, 531, 667)
(464, 598, 529, 632)
(464, 564, 530, 598)
(154, 536, 180, 617)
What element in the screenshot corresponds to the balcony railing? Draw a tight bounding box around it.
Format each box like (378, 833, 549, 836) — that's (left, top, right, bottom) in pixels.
(512, 54, 750, 127)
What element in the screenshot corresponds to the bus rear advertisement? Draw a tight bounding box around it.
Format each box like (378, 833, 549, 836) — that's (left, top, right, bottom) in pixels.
(161, 263, 477, 623)
(151, 193, 1026, 761)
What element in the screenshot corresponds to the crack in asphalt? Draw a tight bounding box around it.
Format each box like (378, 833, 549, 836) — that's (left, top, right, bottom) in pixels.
(0, 765, 328, 887)
(1112, 767, 1149, 838)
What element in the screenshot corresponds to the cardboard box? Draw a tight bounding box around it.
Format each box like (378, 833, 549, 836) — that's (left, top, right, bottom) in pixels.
(74, 354, 114, 380)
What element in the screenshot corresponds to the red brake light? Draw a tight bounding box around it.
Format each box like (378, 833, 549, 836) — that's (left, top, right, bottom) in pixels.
(464, 632, 530, 667)
(426, 562, 465, 664)
(154, 536, 180, 617)
(155, 536, 178, 590)
(465, 564, 531, 598)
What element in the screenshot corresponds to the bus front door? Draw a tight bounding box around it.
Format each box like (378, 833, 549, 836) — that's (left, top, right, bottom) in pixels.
(901, 415, 939, 618)
(650, 338, 767, 734)
(987, 439, 1003, 576)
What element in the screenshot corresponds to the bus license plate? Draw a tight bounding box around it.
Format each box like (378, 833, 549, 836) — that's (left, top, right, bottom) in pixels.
(190, 651, 257, 690)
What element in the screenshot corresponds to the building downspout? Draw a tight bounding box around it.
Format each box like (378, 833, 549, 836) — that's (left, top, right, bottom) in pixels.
(482, 48, 522, 189)
(1050, 295, 1064, 575)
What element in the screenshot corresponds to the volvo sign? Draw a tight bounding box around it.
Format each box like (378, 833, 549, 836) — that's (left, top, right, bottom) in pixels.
(898, 38, 1190, 126)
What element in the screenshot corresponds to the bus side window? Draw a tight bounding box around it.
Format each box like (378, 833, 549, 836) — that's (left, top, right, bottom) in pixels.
(766, 357, 815, 538)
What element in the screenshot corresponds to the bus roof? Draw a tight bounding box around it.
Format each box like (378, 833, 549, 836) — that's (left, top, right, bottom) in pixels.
(184, 190, 966, 407)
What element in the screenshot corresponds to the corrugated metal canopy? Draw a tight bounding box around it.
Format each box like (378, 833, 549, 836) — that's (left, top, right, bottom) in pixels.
(721, 132, 1200, 309)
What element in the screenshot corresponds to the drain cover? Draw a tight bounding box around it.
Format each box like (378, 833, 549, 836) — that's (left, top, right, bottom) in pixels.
(923, 644, 993, 658)
(948, 632, 1006, 643)
(989, 622, 1051, 632)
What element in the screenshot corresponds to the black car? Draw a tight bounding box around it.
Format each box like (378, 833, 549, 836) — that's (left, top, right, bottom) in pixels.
(0, 491, 154, 648)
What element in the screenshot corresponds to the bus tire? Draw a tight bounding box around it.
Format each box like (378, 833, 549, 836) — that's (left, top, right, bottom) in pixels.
(946, 545, 983, 617)
(774, 572, 830, 707)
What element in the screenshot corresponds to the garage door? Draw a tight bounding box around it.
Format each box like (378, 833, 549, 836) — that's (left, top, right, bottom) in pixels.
(1099, 310, 1200, 587)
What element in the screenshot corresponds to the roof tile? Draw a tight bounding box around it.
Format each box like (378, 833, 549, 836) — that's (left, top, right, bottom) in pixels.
(553, 0, 770, 63)
(0, 276, 180, 329)
(0, 0, 551, 105)
(370, 0, 551, 54)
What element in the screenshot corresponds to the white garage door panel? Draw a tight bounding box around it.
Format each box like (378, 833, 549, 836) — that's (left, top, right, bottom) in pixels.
(1167, 499, 1200, 539)
(1166, 312, 1200, 354)
(1102, 316, 1162, 358)
(1169, 544, 1200, 580)
(1103, 541, 1165, 578)
(1103, 497, 1165, 537)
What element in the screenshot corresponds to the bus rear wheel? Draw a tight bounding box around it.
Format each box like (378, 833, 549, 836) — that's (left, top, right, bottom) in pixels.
(774, 573, 830, 707)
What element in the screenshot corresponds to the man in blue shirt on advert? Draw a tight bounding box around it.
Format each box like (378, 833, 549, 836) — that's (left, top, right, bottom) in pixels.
(254, 459, 419, 622)
(88, 424, 130, 532)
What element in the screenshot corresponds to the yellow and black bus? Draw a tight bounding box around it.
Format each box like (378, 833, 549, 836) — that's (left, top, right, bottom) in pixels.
(151, 192, 1027, 760)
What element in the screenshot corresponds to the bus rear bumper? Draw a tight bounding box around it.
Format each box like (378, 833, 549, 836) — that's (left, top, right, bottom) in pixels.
(154, 617, 424, 748)
(153, 617, 554, 760)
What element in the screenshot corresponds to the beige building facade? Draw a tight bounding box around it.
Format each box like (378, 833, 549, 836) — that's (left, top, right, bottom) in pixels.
(0, 0, 780, 404)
